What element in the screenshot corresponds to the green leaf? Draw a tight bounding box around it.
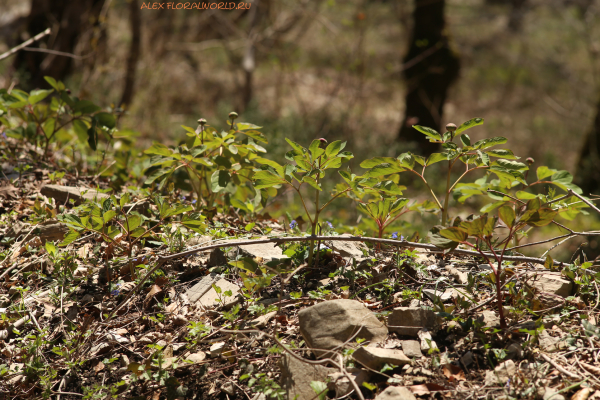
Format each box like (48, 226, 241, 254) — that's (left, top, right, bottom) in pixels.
(236, 122, 262, 130)
(87, 118, 98, 151)
(515, 191, 538, 200)
(360, 157, 397, 168)
(44, 76, 64, 91)
(239, 129, 268, 143)
(94, 112, 116, 129)
(103, 209, 117, 224)
(537, 166, 557, 181)
(45, 241, 56, 257)
(72, 100, 101, 114)
(144, 143, 173, 157)
(308, 139, 324, 160)
(498, 206, 515, 228)
(460, 134, 471, 146)
(455, 117, 484, 134)
(325, 140, 344, 158)
(486, 149, 517, 159)
(412, 125, 442, 141)
(28, 89, 53, 105)
(60, 230, 80, 247)
(254, 170, 286, 189)
(144, 167, 174, 185)
(310, 381, 328, 400)
(229, 257, 260, 274)
(545, 254, 554, 270)
(428, 226, 459, 251)
(473, 136, 507, 150)
(302, 176, 322, 191)
(364, 163, 405, 177)
(211, 170, 231, 193)
(285, 138, 306, 154)
(426, 152, 450, 166)
(551, 170, 573, 185)
(496, 159, 527, 170)
(480, 200, 506, 213)
(254, 157, 285, 177)
(439, 227, 468, 242)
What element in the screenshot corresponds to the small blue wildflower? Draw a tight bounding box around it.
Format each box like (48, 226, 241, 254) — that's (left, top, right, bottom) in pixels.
(326, 221, 333, 229)
(392, 232, 398, 239)
(290, 220, 297, 229)
(1, 132, 6, 139)
(192, 199, 197, 204)
(111, 289, 120, 296)
(181, 196, 186, 201)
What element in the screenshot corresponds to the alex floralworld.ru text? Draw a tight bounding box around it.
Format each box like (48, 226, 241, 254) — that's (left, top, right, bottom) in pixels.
(141, 2, 251, 10)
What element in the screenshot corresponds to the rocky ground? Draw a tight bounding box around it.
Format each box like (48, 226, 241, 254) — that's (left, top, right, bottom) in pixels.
(1, 173, 599, 400)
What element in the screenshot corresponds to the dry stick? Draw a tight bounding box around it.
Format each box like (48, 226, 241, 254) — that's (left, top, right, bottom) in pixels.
(539, 353, 582, 380)
(0, 28, 51, 61)
(157, 235, 549, 265)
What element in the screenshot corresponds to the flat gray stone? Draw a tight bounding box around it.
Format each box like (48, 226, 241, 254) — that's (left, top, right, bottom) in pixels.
(185, 274, 240, 310)
(41, 184, 110, 206)
(480, 310, 500, 328)
(185, 274, 221, 303)
(353, 347, 411, 370)
(279, 354, 336, 400)
(374, 386, 417, 400)
(234, 241, 286, 263)
(423, 289, 456, 303)
(400, 340, 422, 358)
(526, 271, 573, 298)
(326, 234, 368, 259)
(446, 266, 469, 285)
(388, 307, 441, 337)
(298, 299, 388, 358)
(485, 360, 516, 386)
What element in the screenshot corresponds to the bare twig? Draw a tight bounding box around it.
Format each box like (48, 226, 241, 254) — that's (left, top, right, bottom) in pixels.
(0, 28, 51, 61)
(569, 189, 600, 214)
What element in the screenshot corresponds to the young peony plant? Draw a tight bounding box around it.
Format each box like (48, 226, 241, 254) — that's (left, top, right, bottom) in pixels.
(252, 138, 353, 266)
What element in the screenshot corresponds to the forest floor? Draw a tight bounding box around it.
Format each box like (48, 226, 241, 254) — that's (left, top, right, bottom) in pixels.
(1, 162, 600, 400)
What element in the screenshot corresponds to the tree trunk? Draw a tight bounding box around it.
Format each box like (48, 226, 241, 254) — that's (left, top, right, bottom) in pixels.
(397, 0, 460, 156)
(576, 96, 600, 196)
(13, 0, 106, 90)
(120, 0, 141, 108)
(576, 96, 600, 261)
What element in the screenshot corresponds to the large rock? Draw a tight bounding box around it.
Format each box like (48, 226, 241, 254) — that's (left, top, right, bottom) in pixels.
(353, 347, 411, 370)
(387, 307, 441, 337)
(279, 354, 336, 400)
(374, 386, 417, 400)
(298, 299, 388, 358)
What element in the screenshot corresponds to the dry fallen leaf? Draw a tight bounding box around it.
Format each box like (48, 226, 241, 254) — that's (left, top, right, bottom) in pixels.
(442, 364, 466, 381)
(571, 387, 593, 400)
(94, 361, 105, 373)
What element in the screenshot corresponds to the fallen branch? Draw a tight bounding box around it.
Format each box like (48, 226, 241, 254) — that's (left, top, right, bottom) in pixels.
(157, 235, 551, 265)
(0, 28, 51, 61)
